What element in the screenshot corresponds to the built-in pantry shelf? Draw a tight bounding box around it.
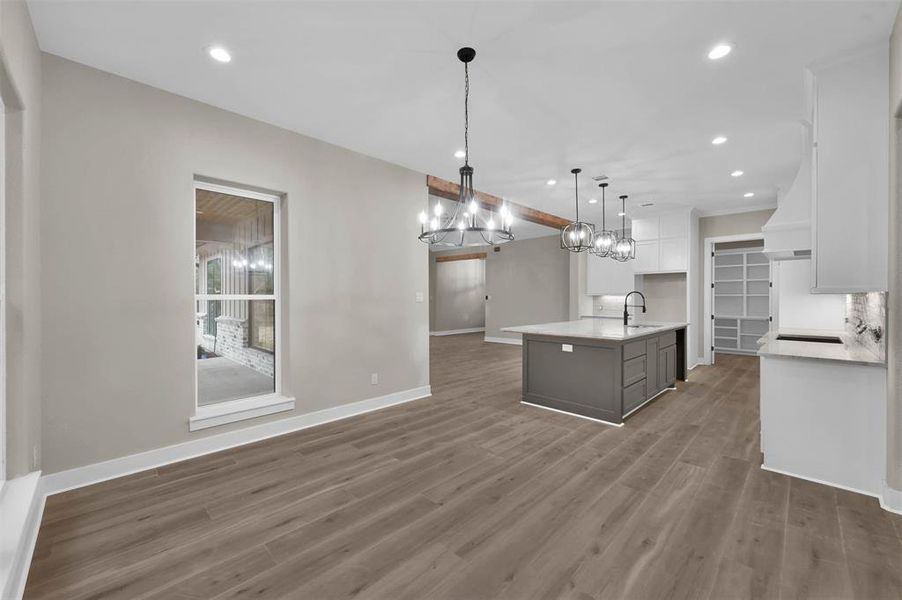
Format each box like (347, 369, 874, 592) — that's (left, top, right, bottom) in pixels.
(713, 247, 770, 355)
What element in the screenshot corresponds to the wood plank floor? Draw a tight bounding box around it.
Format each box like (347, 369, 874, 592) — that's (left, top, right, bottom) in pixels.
(25, 333, 902, 599)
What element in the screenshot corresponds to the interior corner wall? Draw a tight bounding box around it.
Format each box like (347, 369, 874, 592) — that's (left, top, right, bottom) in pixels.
(40, 54, 429, 474)
(484, 235, 569, 341)
(695, 209, 775, 360)
(887, 6, 902, 493)
(1, 0, 42, 477)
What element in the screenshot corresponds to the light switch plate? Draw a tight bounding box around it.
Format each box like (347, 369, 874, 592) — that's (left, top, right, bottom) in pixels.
(562, 344, 573, 353)
(415, 292, 424, 303)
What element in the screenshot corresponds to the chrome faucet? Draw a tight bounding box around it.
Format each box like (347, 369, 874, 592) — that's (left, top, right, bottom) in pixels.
(623, 291, 647, 325)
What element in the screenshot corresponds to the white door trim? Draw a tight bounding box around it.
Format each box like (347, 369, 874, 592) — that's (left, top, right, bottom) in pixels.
(703, 233, 765, 365)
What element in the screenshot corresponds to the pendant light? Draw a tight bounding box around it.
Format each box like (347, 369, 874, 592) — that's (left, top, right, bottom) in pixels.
(418, 48, 514, 247)
(590, 182, 617, 258)
(560, 168, 595, 253)
(611, 195, 636, 262)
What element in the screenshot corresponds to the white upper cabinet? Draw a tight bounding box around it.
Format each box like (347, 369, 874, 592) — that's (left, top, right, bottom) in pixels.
(634, 240, 660, 273)
(631, 218, 658, 241)
(585, 251, 635, 295)
(631, 210, 691, 274)
(811, 45, 888, 293)
(658, 212, 686, 239)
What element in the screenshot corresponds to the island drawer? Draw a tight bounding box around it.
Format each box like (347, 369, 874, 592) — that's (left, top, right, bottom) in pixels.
(658, 330, 676, 348)
(623, 355, 647, 387)
(623, 379, 647, 414)
(623, 340, 647, 360)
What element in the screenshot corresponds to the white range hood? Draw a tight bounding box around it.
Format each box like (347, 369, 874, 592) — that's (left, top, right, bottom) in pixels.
(762, 146, 811, 261)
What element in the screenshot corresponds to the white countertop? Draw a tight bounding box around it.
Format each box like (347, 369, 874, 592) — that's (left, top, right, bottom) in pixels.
(501, 319, 687, 341)
(757, 328, 885, 367)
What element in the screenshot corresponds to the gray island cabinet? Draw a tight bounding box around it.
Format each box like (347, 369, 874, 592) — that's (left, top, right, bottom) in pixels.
(502, 320, 687, 425)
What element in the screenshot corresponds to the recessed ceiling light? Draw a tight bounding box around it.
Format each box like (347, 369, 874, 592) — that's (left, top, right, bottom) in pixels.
(711, 136, 728, 145)
(454, 149, 466, 159)
(618, 211, 626, 217)
(708, 43, 732, 60)
(546, 179, 557, 186)
(588, 198, 597, 204)
(744, 192, 755, 198)
(207, 46, 232, 63)
(731, 170, 744, 177)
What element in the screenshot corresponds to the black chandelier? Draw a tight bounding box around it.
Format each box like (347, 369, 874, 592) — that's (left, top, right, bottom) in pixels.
(611, 194, 637, 261)
(560, 168, 595, 252)
(418, 47, 514, 247)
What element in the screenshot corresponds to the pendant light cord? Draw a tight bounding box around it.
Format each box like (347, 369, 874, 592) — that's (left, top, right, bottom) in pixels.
(574, 170, 579, 222)
(621, 196, 626, 234)
(601, 185, 606, 230)
(464, 62, 469, 167)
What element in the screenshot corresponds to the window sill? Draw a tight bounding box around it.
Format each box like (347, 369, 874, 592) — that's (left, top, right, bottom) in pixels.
(189, 393, 295, 431)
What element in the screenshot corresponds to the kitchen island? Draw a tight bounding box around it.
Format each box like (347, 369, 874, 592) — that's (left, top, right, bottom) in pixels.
(502, 319, 688, 425)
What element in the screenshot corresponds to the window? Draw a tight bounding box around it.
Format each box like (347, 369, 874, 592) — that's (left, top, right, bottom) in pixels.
(192, 181, 291, 430)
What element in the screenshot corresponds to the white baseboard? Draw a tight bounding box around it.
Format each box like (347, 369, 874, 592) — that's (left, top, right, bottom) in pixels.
(42, 385, 431, 496)
(881, 483, 902, 515)
(0, 471, 44, 600)
(430, 328, 485, 336)
(761, 464, 883, 503)
(484, 336, 522, 346)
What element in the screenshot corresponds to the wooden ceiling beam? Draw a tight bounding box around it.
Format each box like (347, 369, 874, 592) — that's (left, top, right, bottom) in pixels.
(426, 175, 570, 230)
(434, 252, 487, 263)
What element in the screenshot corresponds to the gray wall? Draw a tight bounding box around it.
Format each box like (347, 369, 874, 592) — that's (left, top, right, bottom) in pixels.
(429, 250, 485, 332)
(485, 235, 570, 341)
(40, 55, 429, 474)
(695, 209, 774, 359)
(1, 0, 42, 477)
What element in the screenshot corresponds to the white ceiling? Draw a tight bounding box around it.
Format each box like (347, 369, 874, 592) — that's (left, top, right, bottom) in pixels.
(28, 0, 899, 221)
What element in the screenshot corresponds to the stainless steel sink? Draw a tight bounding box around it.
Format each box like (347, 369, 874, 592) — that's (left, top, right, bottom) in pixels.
(626, 324, 657, 329)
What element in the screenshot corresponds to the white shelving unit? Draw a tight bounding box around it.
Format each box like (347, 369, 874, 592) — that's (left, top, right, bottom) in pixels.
(713, 248, 770, 355)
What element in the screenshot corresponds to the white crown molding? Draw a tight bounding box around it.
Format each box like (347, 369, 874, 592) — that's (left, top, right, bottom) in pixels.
(696, 202, 778, 218)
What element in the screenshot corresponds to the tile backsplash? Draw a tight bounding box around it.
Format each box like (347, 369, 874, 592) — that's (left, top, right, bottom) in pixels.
(845, 291, 886, 361)
(593, 295, 627, 318)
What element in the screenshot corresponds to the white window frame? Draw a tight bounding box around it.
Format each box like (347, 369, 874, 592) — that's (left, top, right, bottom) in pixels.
(0, 95, 6, 484)
(190, 180, 293, 431)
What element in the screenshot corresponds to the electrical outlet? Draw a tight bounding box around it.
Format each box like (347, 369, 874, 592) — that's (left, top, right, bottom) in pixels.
(371, 373, 378, 385)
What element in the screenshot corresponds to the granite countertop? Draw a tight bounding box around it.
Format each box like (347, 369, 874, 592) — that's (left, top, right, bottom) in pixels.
(501, 319, 688, 341)
(757, 327, 885, 367)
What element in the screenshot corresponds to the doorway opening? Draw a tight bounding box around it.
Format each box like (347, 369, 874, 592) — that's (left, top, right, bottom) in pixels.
(704, 235, 771, 364)
(429, 251, 487, 336)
